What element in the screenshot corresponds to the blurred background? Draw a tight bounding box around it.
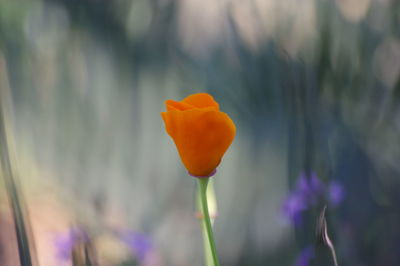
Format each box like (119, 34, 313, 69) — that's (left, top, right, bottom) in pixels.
(0, 0, 399, 265)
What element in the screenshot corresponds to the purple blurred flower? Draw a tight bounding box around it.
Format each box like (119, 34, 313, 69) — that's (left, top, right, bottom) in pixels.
(118, 231, 153, 261)
(296, 172, 324, 204)
(328, 181, 345, 207)
(282, 172, 345, 225)
(295, 246, 315, 266)
(54, 228, 87, 261)
(282, 192, 308, 225)
(310, 173, 324, 193)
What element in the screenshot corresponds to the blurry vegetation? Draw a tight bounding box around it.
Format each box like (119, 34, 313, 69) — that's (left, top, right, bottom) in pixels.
(0, 0, 400, 265)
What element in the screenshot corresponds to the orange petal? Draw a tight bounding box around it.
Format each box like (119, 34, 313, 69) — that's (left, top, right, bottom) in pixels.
(161, 112, 172, 136)
(162, 107, 235, 176)
(165, 100, 195, 111)
(181, 93, 219, 110)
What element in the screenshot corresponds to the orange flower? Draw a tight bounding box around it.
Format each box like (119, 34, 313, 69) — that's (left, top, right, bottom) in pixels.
(161, 93, 236, 177)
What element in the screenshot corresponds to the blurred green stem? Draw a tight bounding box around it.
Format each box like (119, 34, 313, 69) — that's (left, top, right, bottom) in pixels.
(198, 178, 220, 266)
(0, 57, 33, 266)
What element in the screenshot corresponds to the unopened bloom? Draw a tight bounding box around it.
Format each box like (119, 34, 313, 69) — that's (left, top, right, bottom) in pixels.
(161, 93, 236, 177)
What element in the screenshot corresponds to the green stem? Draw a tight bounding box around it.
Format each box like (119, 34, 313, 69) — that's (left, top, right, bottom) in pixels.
(202, 218, 213, 266)
(197, 185, 213, 266)
(198, 178, 220, 266)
